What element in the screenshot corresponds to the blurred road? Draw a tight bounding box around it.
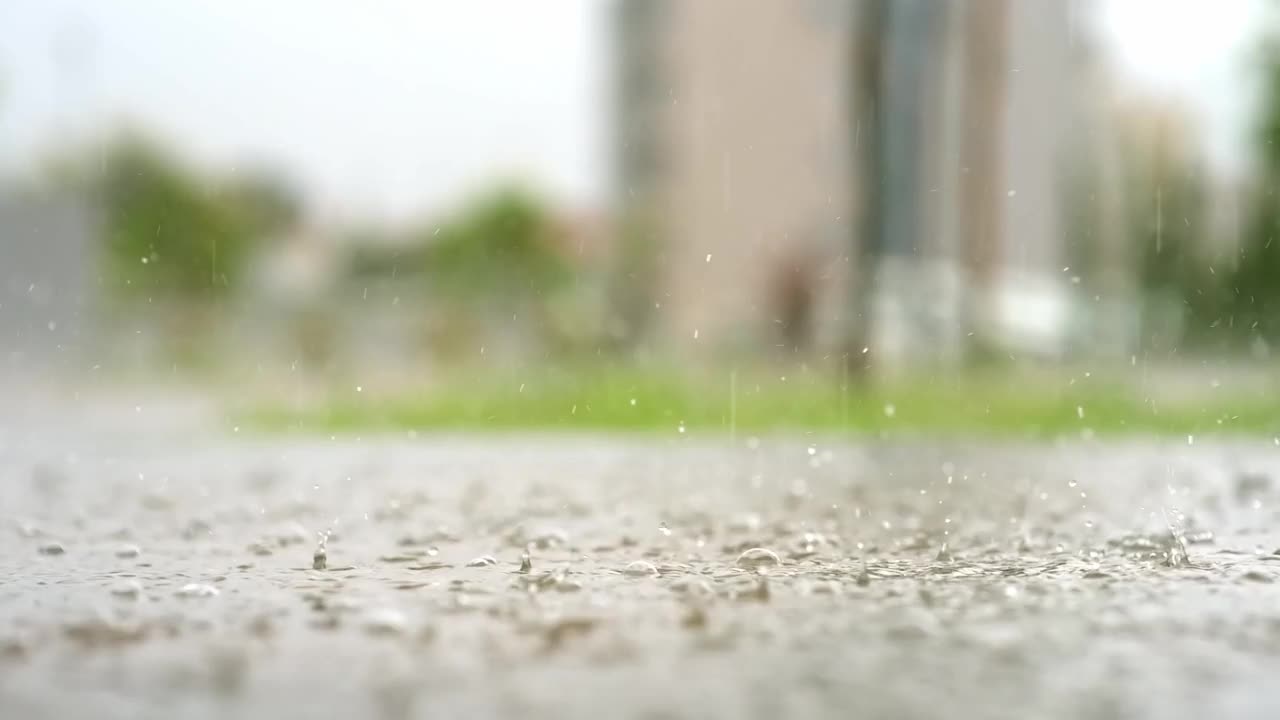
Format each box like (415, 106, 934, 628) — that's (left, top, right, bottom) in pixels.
(2, 388, 1280, 719)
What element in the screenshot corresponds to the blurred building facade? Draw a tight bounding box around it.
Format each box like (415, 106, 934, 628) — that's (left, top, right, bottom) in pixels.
(613, 0, 1096, 364)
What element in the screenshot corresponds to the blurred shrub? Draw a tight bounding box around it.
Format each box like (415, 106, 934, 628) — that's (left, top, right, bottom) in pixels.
(95, 135, 254, 302)
(422, 186, 570, 303)
(42, 131, 300, 364)
(417, 186, 581, 355)
(1120, 109, 1225, 350)
(1235, 19, 1280, 348)
(49, 132, 299, 307)
(1071, 98, 1227, 353)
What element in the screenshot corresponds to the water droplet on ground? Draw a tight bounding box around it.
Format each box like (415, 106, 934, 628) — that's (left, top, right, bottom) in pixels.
(623, 560, 659, 577)
(466, 555, 497, 567)
(736, 547, 781, 570)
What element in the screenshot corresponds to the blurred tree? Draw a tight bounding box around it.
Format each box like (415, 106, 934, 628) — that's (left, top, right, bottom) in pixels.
(43, 132, 286, 364)
(88, 134, 257, 303)
(1235, 14, 1280, 347)
(419, 186, 575, 355)
(1112, 101, 1222, 351)
(424, 186, 569, 302)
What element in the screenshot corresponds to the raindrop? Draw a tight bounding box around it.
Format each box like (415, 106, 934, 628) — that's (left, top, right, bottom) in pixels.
(518, 552, 532, 573)
(658, 522, 671, 537)
(883, 404, 896, 418)
(312, 531, 329, 570)
(466, 555, 497, 568)
(623, 560, 659, 577)
(736, 547, 781, 570)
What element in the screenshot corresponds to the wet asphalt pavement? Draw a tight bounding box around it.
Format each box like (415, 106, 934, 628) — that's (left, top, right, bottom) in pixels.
(3, 387, 1280, 719)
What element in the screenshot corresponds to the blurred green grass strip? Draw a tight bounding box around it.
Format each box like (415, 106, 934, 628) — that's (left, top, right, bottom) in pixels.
(239, 366, 1280, 438)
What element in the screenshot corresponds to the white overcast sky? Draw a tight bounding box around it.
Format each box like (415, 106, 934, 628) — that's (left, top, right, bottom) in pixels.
(0, 0, 1267, 225)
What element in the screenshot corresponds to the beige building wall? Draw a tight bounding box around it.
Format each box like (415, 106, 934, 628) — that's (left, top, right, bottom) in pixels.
(627, 1, 852, 355)
(992, 0, 1076, 353)
(615, 0, 1090, 361)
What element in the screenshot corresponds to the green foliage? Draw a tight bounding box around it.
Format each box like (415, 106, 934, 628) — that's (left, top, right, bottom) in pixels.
(1128, 152, 1227, 347)
(1064, 99, 1228, 352)
(1235, 20, 1280, 343)
(92, 134, 256, 303)
(49, 133, 299, 306)
(422, 186, 571, 307)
